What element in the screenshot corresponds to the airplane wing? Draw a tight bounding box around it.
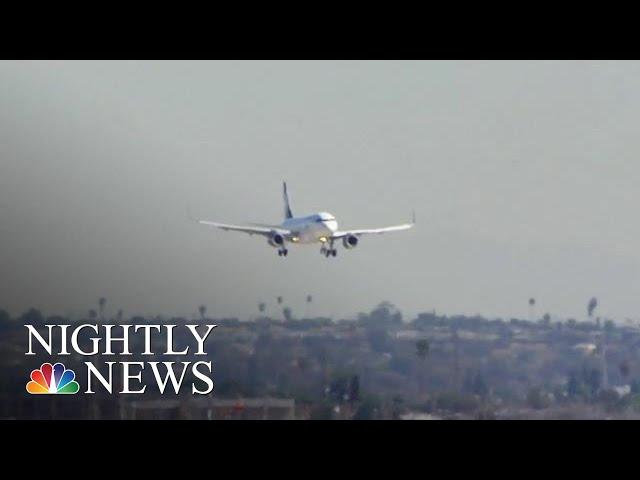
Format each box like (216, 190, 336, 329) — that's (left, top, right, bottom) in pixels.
(330, 211, 415, 239)
(331, 223, 413, 238)
(198, 220, 291, 237)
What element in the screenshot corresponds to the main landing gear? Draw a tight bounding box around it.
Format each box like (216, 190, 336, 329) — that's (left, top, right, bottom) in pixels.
(320, 240, 337, 258)
(277, 248, 288, 257)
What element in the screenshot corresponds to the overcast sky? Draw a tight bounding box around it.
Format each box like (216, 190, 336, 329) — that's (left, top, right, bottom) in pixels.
(1, 60, 639, 322)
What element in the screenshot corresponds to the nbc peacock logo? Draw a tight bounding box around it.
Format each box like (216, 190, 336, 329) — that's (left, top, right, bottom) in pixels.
(26, 362, 80, 394)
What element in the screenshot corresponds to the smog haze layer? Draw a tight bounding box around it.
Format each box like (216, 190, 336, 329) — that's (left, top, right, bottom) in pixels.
(1, 60, 639, 321)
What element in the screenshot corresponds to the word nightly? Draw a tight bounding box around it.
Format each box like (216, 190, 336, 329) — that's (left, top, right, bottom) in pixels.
(25, 324, 217, 395)
(26, 324, 216, 356)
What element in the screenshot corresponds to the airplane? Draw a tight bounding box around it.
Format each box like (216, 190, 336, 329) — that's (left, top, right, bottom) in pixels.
(195, 182, 414, 258)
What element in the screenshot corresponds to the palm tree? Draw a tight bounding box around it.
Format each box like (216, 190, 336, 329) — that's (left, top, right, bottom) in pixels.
(98, 297, 107, 321)
(258, 302, 266, 315)
(415, 339, 430, 397)
(305, 294, 313, 318)
(198, 305, 207, 321)
(283, 306, 293, 322)
(277, 296, 283, 305)
(416, 339, 430, 360)
(88, 309, 97, 320)
(116, 309, 123, 323)
(528, 298, 536, 322)
(598, 333, 609, 390)
(588, 297, 598, 320)
(451, 325, 461, 392)
(619, 360, 630, 379)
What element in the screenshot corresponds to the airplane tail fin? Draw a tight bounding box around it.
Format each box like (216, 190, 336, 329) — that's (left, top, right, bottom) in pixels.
(283, 181, 293, 220)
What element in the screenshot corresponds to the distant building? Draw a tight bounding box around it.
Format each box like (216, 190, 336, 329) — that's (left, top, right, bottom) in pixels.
(612, 385, 631, 397)
(399, 412, 442, 420)
(121, 397, 295, 420)
(573, 343, 597, 355)
(394, 330, 422, 340)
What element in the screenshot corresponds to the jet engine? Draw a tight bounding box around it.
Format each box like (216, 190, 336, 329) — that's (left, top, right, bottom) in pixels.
(342, 234, 359, 249)
(268, 232, 285, 248)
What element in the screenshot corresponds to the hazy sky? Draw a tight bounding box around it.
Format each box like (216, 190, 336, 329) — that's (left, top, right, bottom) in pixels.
(1, 60, 640, 322)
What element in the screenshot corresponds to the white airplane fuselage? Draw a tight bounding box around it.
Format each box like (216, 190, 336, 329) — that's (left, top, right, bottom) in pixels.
(281, 212, 338, 244)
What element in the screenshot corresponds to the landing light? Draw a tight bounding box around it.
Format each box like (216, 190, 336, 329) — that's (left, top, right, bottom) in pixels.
(291, 237, 299, 243)
(319, 236, 328, 243)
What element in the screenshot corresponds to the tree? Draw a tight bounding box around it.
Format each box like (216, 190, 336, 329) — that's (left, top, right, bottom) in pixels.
(416, 339, 430, 360)
(583, 367, 602, 397)
(282, 307, 293, 322)
(528, 298, 536, 321)
(527, 386, 550, 410)
(451, 325, 461, 391)
(296, 357, 309, 373)
(19, 308, 45, 326)
(391, 395, 405, 419)
(598, 389, 622, 413)
(88, 309, 97, 320)
(472, 372, 489, 398)
(415, 338, 431, 396)
(116, 309, 123, 323)
(277, 296, 283, 305)
(434, 392, 479, 413)
(353, 397, 380, 420)
(588, 297, 598, 319)
(463, 369, 489, 398)
(258, 302, 266, 314)
(367, 329, 392, 353)
(0, 309, 12, 331)
(98, 297, 107, 321)
(309, 403, 334, 420)
(198, 305, 207, 321)
(329, 375, 350, 404)
(305, 294, 313, 319)
(349, 375, 360, 403)
(604, 319, 615, 334)
(619, 360, 630, 379)
(567, 372, 581, 398)
(366, 301, 403, 328)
